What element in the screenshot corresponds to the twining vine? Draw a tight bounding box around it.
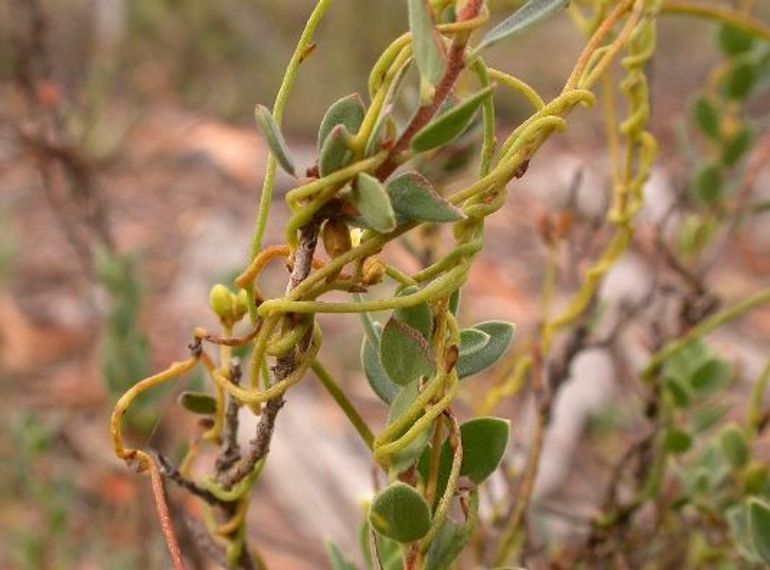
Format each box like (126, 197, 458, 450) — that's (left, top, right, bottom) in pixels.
(109, 1, 770, 569)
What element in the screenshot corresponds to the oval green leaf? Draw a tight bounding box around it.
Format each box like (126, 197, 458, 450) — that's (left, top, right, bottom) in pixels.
(351, 173, 397, 233)
(691, 96, 720, 140)
(456, 321, 515, 379)
(693, 163, 723, 204)
(319, 124, 354, 177)
(318, 93, 366, 152)
(369, 482, 431, 543)
(718, 23, 755, 57)
(459, 328, 491, 356)
(725, 61, 756, 101)
(720, 423, 750, 469)
(664, 428, 692, 455)
(690, 358, 731, 396)
(749, 498, 770, 563)
(422, 417, 510, 504)
(411, 85, 496, 153)
(254, 104, 296, 176)
(380, 319, 434, 386)
(408, 0, 446, 86)
(457, 417, 510, 484)
(386, 172, 465, 223)
(178, 391, 217, 415)
(722, 127, 753, 167)
(477, 0, 569, 51)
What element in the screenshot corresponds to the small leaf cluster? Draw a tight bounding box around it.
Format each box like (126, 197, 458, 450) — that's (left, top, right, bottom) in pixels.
(660, 340, 770, 565)
(682, 23, 770, 255)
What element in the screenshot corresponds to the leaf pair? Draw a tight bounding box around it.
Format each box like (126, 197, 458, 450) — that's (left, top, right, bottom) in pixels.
(663, 340, 732, 407)
(318, 94, 367, 176)
(368, 418, 510, 543)
(350, 172, 464, 234)
(457, 321, 516, 379)
(362, 315, 515, 402)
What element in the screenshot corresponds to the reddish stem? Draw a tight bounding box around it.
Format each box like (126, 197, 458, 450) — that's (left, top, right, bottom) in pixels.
(374, 1, 484, 180)
(147, 456, 187, 570)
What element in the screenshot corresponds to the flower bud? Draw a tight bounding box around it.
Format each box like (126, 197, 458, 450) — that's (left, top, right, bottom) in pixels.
(233, 289, 250, 322)
(322, 219, 353, 259)
(362, 256, 385, 285)
(209, 284, 234, 322)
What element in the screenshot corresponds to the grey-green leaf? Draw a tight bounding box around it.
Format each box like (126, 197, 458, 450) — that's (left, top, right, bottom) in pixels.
(727, 503, 761, 563)
(361, 322, 399, 404)
(424, 520, 471, 570)
(749, 498, 770, 563)
(254, 104, 296, 176)
(318, 93, 366, 152)
(387, 172, 465, 223)
(320, 124, 354, 177)
(456, 321, 515, 379)
(408, 0, 446, 86)
(459, 328, 491, 356)
(477, 0, 569, 51)
(369, 482, 431, 543)
(380, 319, 434, 386)
(394, 286, 433, 339)
(412, 86, 496, 152)
(421, 417, 510, 501)
(351, 173, 397, 233)
(458, 417, 510, 483)
(178, 391, 217, 415)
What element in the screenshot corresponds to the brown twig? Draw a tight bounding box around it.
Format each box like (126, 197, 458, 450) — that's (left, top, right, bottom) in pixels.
(219, 218, 322, 489)
(157, 453, 227, 509)
(216, 359, 244, 476)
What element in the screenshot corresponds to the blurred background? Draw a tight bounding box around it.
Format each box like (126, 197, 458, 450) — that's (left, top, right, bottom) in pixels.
(1, 0, 769, 568)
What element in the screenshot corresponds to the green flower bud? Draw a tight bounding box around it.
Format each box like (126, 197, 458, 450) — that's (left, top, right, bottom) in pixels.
(209, 284, 234, 323)
(233, 289, 250, 322)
